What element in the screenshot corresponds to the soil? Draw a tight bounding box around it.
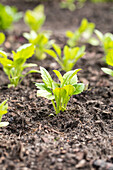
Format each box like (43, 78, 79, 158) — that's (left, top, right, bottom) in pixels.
(0, 1, 113, 170)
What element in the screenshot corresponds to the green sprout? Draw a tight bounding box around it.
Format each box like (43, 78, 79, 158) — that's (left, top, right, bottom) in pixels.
(36, 67, 84, 114)
(66, 18, 99, 47)
(0, 44, 39, 88)
(0, 32, 5, 45)
(24, 4, 46, 32)
(101, 49, 113, 76)
(0, 3, 22, 30)
(0, 99, 9, 127)
(60, 0, 76, 11)
(23, 30, 54, 60)
(95, 29, 113, 54)
(45, 44, 85, 72)
(60, 0, 85, 11)
(24, 5, 54, 60)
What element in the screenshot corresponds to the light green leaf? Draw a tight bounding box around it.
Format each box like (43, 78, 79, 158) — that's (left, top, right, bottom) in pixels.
(24, 5, 45, 31)
(106, 50, 113, 66)
(95, 29, 103, 42)
(53, 44, 61, 57)
(0, 122, 9, 127)
(25, 70, 40, 75)
(64, 85, 75, 96)
(101, 68, 113, 77)
(37, 90, 54, 100)
(62, 69, 81, 86)
(66, 31, 74, 38)
(63, 45, 70, 60)
(0, 32, 5, 45)
(53, 70, 63, 84)
(44, 49, 57, 59)
(53, 87, 67, 113)
(40, 67, 53, 89)
(0, 99, 8, 123)
(13, 44, 35, 62)
(73, 83, 84, 95)
(0, 50, 7, 58)
(35, 83, 52, 92)
(23, 63, 37, 69)
(88, 37, 99, 46)
(0, 100, 8, 110)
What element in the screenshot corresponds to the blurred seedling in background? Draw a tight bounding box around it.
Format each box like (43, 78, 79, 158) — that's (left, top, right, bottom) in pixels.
(24, 4, 45, 32)
(0, 44, 39, 88)
(24, 4, 54, 60)
(101, 49, 113, 77)
(36, 67, 84, 114)
(23, 30, 54, 60)
(0, 100, 9, 127)
(0, 3, 22, 31)
(66, 18, 99, 47)
(0, 32, 5, 49)
(60, 0, 85, 11)
(45, 44, 85, 72)
(60, 0, 76, 11)
(95, 29, 113, 54)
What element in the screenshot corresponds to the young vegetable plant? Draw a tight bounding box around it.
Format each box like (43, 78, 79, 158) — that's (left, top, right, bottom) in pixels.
(66, 18, 99, 47)
(101, 49, 113, 76)
(60, 0, 76, 11)
(0, 99, 9, 127)
(45, 44, 85, 72)
(0, 32, 5, 46)
(95, 29, 113, 54)
(0, 44, 39, 88)
(23, 30, 54, 60)
(24, 4, 46, 32)
(0, 3, 22, 30)
(35, 67, 84, 114)
(24, 5, 54, 60)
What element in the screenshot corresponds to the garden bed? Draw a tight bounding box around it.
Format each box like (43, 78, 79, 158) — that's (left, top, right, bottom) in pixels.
(0, 1, 113, 169)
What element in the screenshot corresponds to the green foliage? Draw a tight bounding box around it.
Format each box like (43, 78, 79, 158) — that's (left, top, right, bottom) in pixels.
(0, 3, 22, 31)
(0, 99, 9, 127)
(0, 32, 5, 45)
(0, 44, 39, 88)
(95, 29, 113, 54)
(60, 0, 86, 11)
(101, 49, 113, 76)
(36, 67, 84, 114)
(23, 30, 54, 60)
(24, 4, 46, 32)
(45, 44, 85, 71)
(60, 0, 76, 11)
(24, 5, 54, 60)
(66, 18, 99, 47)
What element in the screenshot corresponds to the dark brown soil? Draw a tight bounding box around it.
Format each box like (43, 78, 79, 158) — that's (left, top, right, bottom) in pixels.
(0, 1, 113, 170)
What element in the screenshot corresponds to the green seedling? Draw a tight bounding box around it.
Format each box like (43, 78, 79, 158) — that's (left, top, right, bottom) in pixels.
(101, 49, 113, 76)
(36, 67, 84, 114)
(66, 18, 99, 47)
(60, 0, 76, 11)
(24, 4, 46, 32)
(45, 44, 85, 72)
(23, 30, 54, 60)
(0, 99, 9, 127)
(0, 43, 39, 88)
(0, 3, 22, 30)
(95, 29, 113, 54)
(60, 0, 85, 11)
(0, 32, 5, 45)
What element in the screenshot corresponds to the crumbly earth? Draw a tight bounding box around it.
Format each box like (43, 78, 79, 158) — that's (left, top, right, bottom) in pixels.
(0, 1, 113, 170)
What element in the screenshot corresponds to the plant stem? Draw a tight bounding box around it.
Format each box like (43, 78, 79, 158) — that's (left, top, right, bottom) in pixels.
(51, 100, 57, 114)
